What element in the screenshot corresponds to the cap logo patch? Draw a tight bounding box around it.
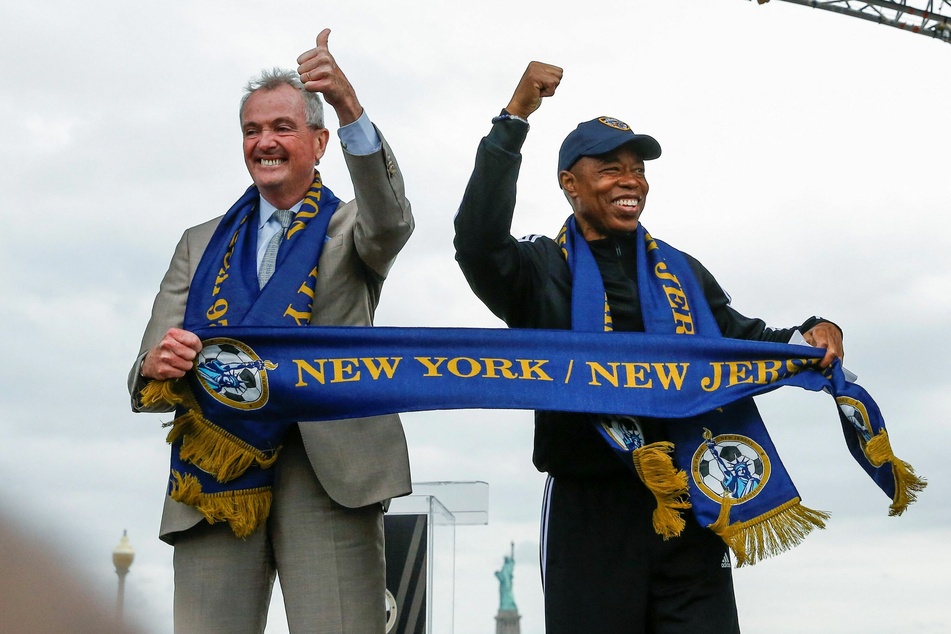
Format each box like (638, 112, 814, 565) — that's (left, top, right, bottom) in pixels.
(598, 117, 631, 131)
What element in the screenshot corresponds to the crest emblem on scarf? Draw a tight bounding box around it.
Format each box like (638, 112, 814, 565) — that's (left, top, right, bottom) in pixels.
(194, 338, 278, 411)
(691, 429, 771, 503)
(836, 396, 873, 445)
(600, 415, 645, 451)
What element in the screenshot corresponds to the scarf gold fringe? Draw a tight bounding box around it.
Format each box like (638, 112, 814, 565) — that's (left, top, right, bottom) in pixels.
(710, 495, 830, 567)
(170, 471, 272, 539)
(864, 429, 927, 516)
(632, 442, 692, 539)
(140, 377, 190, 410)
(141, 378, 280, 484)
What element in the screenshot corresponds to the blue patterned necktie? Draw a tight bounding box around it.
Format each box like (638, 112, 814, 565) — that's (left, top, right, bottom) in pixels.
(258, 208, 293, 289)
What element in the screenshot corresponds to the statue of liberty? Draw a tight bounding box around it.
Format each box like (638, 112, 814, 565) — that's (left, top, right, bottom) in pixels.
(495, 542, 517, 611)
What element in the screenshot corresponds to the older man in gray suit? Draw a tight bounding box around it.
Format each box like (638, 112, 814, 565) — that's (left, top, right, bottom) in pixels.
(128, 29, 412, 634)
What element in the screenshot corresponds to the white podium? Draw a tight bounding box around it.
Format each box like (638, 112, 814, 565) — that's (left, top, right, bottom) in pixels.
(384, 481, 489, 634)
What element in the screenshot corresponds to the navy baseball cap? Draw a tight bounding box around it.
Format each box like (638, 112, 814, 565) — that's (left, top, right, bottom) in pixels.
(558, 116, 661, 174)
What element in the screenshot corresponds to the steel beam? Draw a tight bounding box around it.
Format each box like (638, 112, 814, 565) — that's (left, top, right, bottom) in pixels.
(755, 0, 951, 43)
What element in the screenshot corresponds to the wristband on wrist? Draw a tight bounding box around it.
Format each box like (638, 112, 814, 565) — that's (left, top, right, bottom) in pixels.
(492, 112, 530, 126)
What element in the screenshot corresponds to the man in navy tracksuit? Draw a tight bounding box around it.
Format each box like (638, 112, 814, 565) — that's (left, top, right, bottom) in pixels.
(453, 61, 843, 633)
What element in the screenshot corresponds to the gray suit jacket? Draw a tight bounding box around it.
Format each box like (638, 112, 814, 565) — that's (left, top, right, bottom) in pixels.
(128, 131, 414, 542)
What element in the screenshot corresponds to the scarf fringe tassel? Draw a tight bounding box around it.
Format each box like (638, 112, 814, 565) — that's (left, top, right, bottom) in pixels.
(632, 442, 692, 539)
(711, 496, 830, 567)
(140, 377, 189, 410)
(142, 379, 280, 484)
(865, 430, 927, 516)
(170, 471, 271, 539)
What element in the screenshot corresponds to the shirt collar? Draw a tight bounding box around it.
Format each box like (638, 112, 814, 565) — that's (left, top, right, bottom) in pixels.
(257, 195, 304, 229)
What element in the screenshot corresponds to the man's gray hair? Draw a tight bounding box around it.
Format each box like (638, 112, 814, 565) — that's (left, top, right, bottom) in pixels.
(239, 67, 324, 130)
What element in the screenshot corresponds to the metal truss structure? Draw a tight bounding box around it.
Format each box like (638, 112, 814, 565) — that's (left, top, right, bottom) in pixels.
(756, 0, 951, 44)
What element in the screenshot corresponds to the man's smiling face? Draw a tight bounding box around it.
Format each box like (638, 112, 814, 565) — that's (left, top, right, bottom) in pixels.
(559, 144, 649, 241)
(241, 83, 329, 208)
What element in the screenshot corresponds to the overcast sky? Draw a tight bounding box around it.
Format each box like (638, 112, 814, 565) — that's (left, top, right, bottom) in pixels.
(2, 1, 950, 632)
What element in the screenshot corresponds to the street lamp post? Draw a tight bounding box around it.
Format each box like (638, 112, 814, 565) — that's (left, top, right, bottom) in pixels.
(112, 530, 135, 623)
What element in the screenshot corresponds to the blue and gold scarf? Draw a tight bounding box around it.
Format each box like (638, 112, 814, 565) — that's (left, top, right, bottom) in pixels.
(142, 172, 339, 537)
(142, 217, 924, 559)
(560, 217, 921, 563)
